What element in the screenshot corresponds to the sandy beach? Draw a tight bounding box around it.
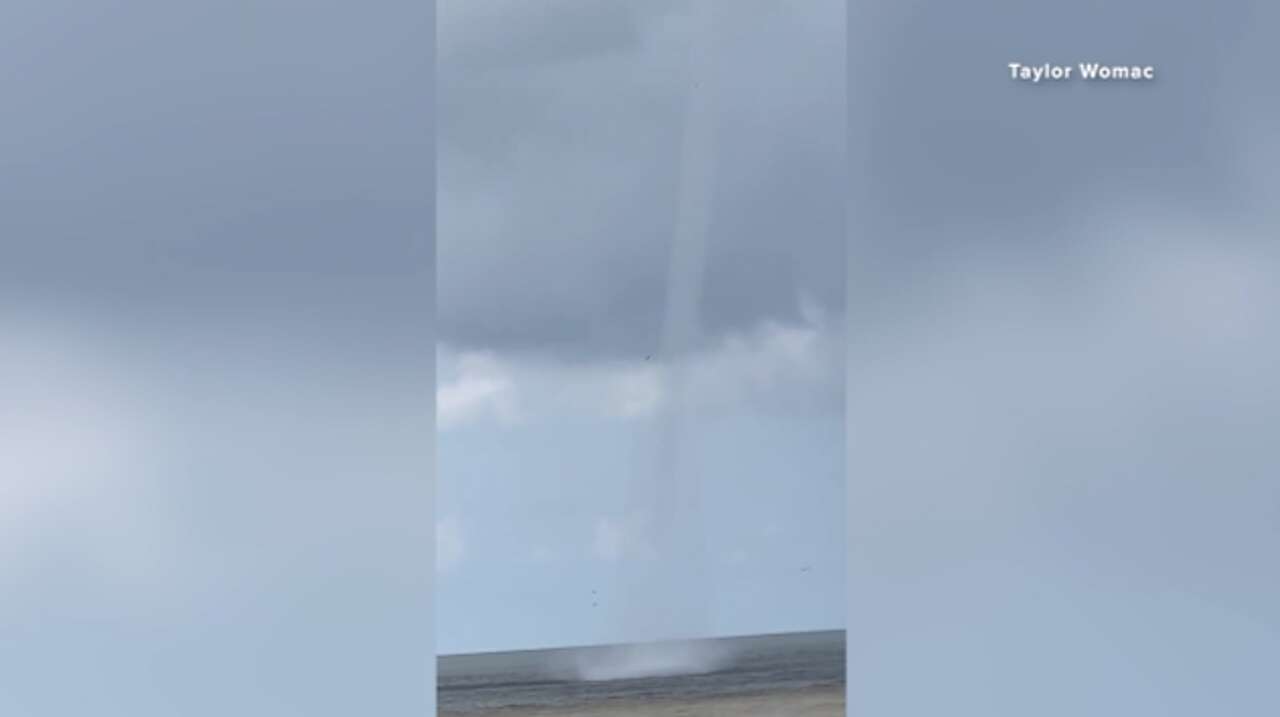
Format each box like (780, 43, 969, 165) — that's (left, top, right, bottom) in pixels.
(439, 684, 844, 717)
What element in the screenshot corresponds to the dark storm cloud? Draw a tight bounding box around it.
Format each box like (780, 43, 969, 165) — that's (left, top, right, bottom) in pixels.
(1, 0, 433, 346)
(848, 0, 1274, 289)
(438, 1, 844, 358)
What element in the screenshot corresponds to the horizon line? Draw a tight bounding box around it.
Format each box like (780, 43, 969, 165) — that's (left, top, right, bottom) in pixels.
(437, 625, 847, 660)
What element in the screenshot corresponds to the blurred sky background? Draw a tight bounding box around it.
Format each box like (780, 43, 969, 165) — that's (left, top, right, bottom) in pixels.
(849, 1, 1279, 714)
(1, 1, 434, 715)
(437, 0, 845, 655)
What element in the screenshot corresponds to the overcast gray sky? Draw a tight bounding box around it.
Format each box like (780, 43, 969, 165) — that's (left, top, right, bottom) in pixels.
(848, 2, 1280, 715)
(1, 1, 433, 715)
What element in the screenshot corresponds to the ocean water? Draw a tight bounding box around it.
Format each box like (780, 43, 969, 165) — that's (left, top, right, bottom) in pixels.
(437, 630, 845, 713)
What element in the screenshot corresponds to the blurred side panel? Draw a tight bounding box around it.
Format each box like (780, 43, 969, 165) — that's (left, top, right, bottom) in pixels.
(0, 1, 435, 715)
(849, 1, 1279, 714)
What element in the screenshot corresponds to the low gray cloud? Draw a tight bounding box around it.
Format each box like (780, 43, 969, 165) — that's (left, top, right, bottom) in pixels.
(0, 0, 433, 347)
(439, 0, 844, 359)
(849, 0, 1273, 284)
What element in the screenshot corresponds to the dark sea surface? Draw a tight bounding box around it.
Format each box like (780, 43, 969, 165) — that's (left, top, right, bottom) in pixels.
(438, 630, 845, 713)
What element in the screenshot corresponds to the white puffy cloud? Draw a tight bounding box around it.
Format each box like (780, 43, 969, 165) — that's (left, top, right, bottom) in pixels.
(437, 352, 521, 430)
(0, 318, 171, 594)
(607, 367, 665, 419)
(436, 293, 840, 430)
(680, 295, 838, 415)
(436, 516, 466, 575)
(592, 515, 658, 563)
(592, 518, 625, 562)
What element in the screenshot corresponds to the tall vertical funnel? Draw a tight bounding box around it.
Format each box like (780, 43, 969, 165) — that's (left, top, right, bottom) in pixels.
(582, 2, 727, 680)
